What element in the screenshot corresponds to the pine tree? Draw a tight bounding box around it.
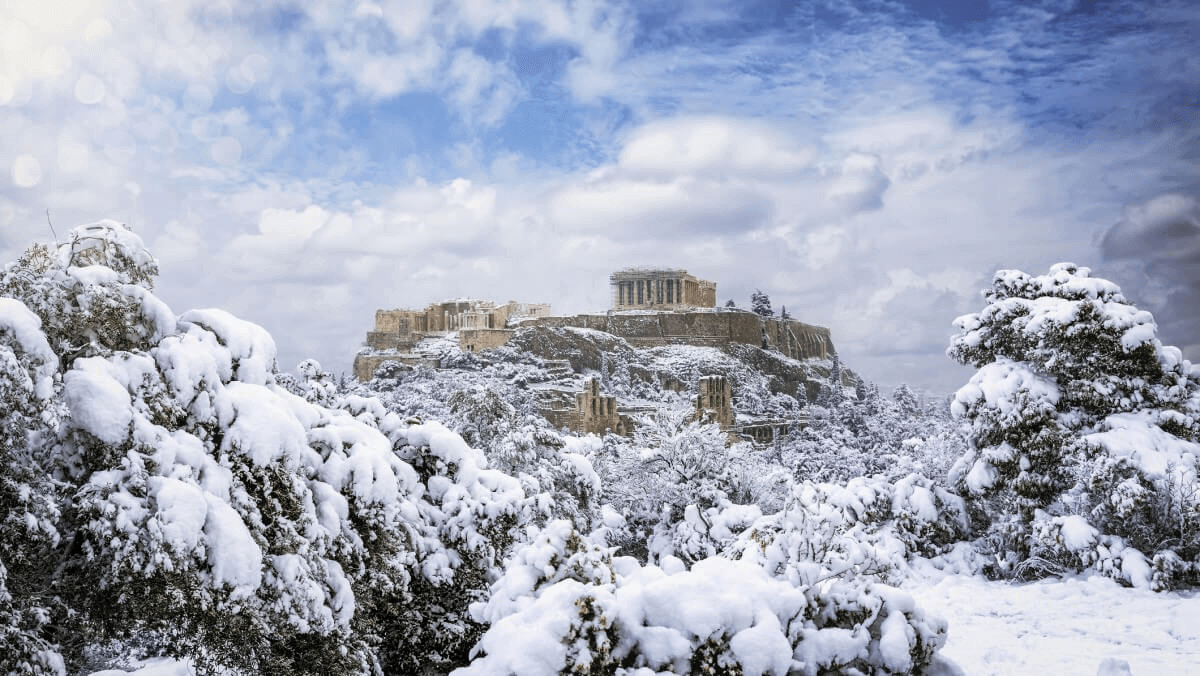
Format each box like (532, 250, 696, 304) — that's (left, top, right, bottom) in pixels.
(949, 262, 1200, 584)
(780, 305, 791, 320)
(724, 299, 737, 308)
(750, 290, 773, 317)
(854, 377, 868, 402)
(828, 353, 844, 406)
(794, 383, 808, 408)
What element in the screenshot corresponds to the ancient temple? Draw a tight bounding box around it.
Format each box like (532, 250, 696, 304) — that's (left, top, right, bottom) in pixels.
(609, 267, 716, 311)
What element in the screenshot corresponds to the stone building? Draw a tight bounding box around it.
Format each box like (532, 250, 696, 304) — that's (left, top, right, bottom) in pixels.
(371, 299, 551, 345)
(539, 377, 624, 436)
(356, 267, 834, 382)
(355, 298, 550, 379)
(694, 375, 733, 427)
(610, 267, 716, 311)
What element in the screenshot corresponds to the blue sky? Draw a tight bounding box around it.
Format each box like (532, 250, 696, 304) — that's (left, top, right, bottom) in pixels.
(2, 0, 1198, 394)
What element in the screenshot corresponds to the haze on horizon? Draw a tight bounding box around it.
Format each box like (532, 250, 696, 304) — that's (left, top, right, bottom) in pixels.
(2, 0, 1198, 394)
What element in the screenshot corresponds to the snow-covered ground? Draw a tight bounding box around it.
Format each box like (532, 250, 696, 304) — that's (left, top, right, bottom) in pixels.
(908, 572, 1200, 675)
(89, 571, 1200, 676)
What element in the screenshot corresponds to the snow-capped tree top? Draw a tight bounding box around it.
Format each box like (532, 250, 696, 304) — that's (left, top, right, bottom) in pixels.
(59, 220, 158, 288)
(986, 263, 1125, 304)
(949, 263, 1180, 408)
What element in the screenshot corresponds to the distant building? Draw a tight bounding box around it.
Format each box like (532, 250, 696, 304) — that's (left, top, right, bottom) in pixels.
(355, 298, 550, 379)
(609, 267, 716, 311)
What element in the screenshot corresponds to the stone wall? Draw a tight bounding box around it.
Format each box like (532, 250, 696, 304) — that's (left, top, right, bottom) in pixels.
(522, 310, 832, 361)
(352, 353, 439, 381)
(577, 378, 621, 435)
(460, 328, 515, 353)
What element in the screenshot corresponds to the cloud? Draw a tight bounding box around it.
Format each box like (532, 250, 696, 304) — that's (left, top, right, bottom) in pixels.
(618, 117, 816, 179)
(1101, 194, 1200, 264)
(827, 153, 890, 212)
(1100, 193, 1200, 360)
(548, 176, 772, 238)
(445, 49, 524, 127)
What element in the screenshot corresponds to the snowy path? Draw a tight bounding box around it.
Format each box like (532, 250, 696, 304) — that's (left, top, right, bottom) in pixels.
(907, 573, 1200, 675)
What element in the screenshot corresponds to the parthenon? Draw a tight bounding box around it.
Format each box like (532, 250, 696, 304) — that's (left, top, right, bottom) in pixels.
(609, 267, 716, 311)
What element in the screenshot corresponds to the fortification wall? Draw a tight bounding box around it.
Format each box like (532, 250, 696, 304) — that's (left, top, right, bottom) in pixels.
(522, 311, 832, 361)
(608, 314, 667, 339)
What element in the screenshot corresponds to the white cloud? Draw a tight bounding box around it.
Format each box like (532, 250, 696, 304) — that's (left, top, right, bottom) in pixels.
(210, 137, 243, 166)
(446, 49, 523, 127)
(827, 153, 890, 212)
(56, 131, 90, 173)
(800, 225, 850, 271)
(618, 117, 816, 179)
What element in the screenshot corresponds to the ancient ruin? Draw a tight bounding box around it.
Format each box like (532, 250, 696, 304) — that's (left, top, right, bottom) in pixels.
(538, 377, 629, 436)
(695, 375, 733, 427)
(609, 267, 716, 311)
(353, 267, 832, 443)
(355, 299, 550, 379)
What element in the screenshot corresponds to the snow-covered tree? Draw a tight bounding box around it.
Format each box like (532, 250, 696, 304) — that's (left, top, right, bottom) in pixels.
(0, 299, 66, 675)
(893, 384, 921, 417)
(0, 222, 547, 672)
(750, 289, 774, 317)
(948, 263, 1200, 586)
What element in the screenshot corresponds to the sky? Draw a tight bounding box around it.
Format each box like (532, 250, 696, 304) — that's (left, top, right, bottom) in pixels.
(2, 0, 1198, 395)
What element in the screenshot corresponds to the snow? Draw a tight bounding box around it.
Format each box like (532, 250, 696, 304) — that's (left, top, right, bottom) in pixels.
(123, 283, 178, 343)
(153, 327, 225, 410)
(201, 492, 263, 599)
(1085, 411, 1200, 480)
(728, 611, 792, 676)
(1057, 514, 1099, 552)
(907, 571, 1200, 676)
(952, 358, 1060, 422)
(64, 220, 158, 277)
(149, 477, 208, 554)
(214, 382, 317, 466)
(1120, 320, 1157, 352)
(179, 308, 277, 385)
(965, 455, 1000, 494)
(0, 297, 58, 399)
(88, 658, 192, 676)
(63, 357, 133, 445)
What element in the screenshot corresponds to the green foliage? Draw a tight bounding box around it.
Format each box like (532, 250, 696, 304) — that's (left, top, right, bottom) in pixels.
(949, 263, 1200, 584)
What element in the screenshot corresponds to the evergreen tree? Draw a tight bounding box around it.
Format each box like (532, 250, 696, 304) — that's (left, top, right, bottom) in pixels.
(750, 290, 773, 317)
(780, 305, 791, 320)
(794, 383, 808, 408)
(828, 353, 845, 406)
(948, 263, 1200, 585)
(724, 299, 737, 308)
(893, 384, 921, 416)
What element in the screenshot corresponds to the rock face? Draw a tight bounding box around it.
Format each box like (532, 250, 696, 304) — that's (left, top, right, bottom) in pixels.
(519, 309, 832, 362)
